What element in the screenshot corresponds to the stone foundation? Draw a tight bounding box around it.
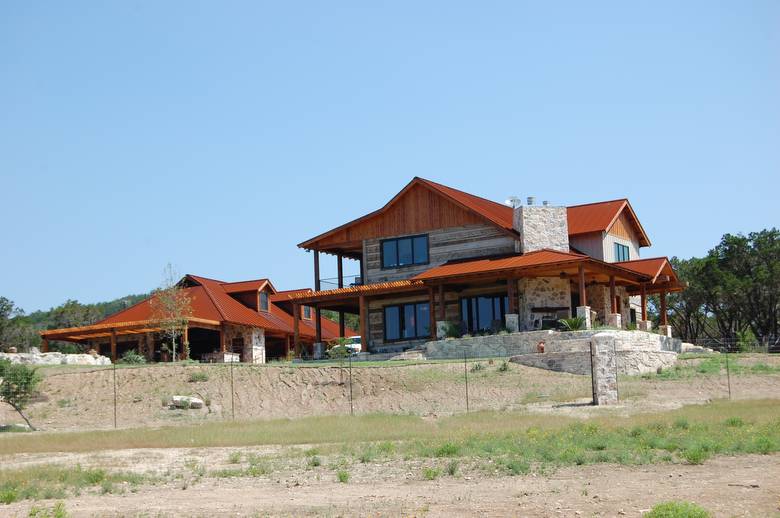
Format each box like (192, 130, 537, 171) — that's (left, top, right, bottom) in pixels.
(607, 313, 622, 328)
(576, 306, 592, 329)
(637, 320, 653, 331)
(658, 325, 673, 338)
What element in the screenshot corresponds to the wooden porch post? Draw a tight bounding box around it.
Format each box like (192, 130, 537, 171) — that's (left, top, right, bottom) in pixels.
(285, 334, 291, 357)
(507, 278, 518, 314)
(660, 290, 668, 326)
(110, 329, 117, 363)
(338, 311, 345, 338)
(640, 283, 648, 321)
(182, 325, 189, 361)
(609, 275, 617, 314)
(41, 339, 49, 353)
(314, 250, 321, 291)
(438, 284, 446, 321)
(578, 263, 587, 306)
(359, 295, 368, 352)
(337, 253, 344, 288)
(315, 305, 322, 344)
(220, 323, 227, 353)
(428, 287, 437, 339)
(293, 304, 300, 356)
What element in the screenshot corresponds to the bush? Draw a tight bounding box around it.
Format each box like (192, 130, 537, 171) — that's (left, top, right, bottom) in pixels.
(118, 350, 146, 364)
(336, 470, 350, 483)
(188, 371, 209, 383)
(681, 446, 709, 465)
(446, 460, 459, 476)
(498, 360, 509, 372)
(645, 501, 711, 518)
(327, 345, 351, 360)
(422, 467, 441, 480)
(559, 317, 586, 331)
(442, 321, 462, 339)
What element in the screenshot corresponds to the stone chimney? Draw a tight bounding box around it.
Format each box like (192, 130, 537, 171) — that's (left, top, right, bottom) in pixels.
(513, 202, 570, 253)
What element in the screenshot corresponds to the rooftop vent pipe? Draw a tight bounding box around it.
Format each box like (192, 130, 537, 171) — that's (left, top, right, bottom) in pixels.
(527, 196, 535, 206)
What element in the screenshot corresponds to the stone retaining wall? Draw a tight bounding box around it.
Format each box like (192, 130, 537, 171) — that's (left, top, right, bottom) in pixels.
(0, 352, 112, 366)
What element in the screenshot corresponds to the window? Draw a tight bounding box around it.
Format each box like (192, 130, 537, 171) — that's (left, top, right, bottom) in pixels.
(259, 291, 269, 311)
(381, 235, 429, 268)
(302, 305, 312, 319)
(383, 302, 430, 341)
(615, 243, 630, 262)
(460, 294, 509, 333)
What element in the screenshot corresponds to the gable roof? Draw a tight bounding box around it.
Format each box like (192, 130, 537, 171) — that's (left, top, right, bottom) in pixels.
(614, 257, 677, 284)
(299, 178, 652, 254)
(567, 199, 651, 247)
(412, 249, 587, 281)
(221, 278, 274, 294)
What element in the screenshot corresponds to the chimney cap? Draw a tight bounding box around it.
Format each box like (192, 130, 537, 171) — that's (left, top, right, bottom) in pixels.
(526, 196, 535, 206)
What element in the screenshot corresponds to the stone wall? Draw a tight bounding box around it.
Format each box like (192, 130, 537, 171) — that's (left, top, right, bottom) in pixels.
(0, 351, 111, 366)
(513, 205, 570, 253)
(584, 285, 631, 327)
(517, 277, 571, 331)
(222, 324, 265, 364)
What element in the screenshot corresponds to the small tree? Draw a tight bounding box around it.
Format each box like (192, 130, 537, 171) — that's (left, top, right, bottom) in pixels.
(0, 359, 41, 430)
(150, 264, 193, 362)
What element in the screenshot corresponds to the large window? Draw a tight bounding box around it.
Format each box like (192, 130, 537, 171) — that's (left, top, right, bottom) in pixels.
(381, 235, 429, 268)
(460, 294, 509, 333)
(259, 291, 269, 311)
(615, 243, 630, 262)
(384, 302, 430, 341)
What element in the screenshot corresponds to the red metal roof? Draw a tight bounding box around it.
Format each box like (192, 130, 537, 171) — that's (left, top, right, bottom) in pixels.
(412, 249, 587, 281)
(567, 199, 651, 246)
(286, 280, 426, 301)
(614, 257, 677, 284)
(90, 275, 346, 340)
(417, 178, 515, 232)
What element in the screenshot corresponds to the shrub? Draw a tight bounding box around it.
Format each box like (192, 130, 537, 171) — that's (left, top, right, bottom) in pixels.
(118, 350, 146, 364)
(307, 456, 322, 468)
(434, 442, 460, 457)
(327, 345, 351, 360)
(336, 470, 350, 483)
(422, 467, 441, 480)
(559, 317, 586, 331)
(188, 371, 209, 383)
(498, 360, 509, 372)
(227, 451, 241, 464)
(645, 501, 711, 518)
(504, 458, 530, 475)
(442, 321, 462, 339)
(470, 363, 485, 373)
(681, 446, 709, 465)
(446, 460, 459, 476)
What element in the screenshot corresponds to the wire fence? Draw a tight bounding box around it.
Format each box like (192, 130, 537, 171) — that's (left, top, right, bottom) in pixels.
(1, 338, 778, 431)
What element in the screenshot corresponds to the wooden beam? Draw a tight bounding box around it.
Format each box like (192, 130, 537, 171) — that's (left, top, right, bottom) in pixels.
(293, 304, 300, 356)
(507, 279, 517, 314)
(578, 263, 587, 307)
(428, 287, 437, 339)
(110, 329, 117, 363)
(338, 310, 345, 338)
(358, 295, 368, 352)
(41, 339, 49, 353)
(314, 250, 321, 291)
(220, 323, 227, 353)
(640, 283, 647, 321)
(438, 284, 446, 321)
(609, 275, 617, 314)
(315, 306, 322, 344)
(182, 325, 189, 361)
(337, 253, 344, 289)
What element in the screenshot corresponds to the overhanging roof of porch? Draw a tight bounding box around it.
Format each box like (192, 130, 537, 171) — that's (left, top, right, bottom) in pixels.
(283, 280, 427, 306)
(411, 249, 651, 286)
(39, 317, 222, 342)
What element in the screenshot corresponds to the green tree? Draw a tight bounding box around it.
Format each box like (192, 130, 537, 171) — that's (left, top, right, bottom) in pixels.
(150, 264, 192, 361)
(0, 359, 42, 430)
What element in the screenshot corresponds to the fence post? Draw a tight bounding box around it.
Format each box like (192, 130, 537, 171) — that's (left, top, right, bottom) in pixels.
(725, 352, 732, 400)
(112, 363, 117, 429)
(349, 353, 354, 416)
(463, 348, 469, 413)
(230, 358, 236, 420)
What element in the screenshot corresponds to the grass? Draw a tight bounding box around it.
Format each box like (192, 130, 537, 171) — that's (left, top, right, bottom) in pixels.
(187, 371, 209, 383)
(645, 501, 711, 517)
(336, 470, 349, 483)
(643, 355, 780, 380)
(0, 465, 151, 504)
(422, 466, 441, 480)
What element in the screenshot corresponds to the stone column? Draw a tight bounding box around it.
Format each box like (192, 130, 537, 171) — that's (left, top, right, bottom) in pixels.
(590, 333, 619, 405)
(576, 306, 592, 330)
(607, 313, 622, 329)
(505, 314, 519, 333)
(637, 320, 653, 332)
(658, 325, 673, 337)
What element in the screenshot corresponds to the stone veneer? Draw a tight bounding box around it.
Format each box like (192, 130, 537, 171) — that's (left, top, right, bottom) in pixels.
(585, 285, 631, 327)
(516, 277, 571, 331)
(222, 324, 266, 364)
(513, 205, 570, 253)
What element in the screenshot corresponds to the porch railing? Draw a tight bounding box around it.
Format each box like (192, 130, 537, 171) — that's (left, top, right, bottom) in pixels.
(319, 275, 363, 291)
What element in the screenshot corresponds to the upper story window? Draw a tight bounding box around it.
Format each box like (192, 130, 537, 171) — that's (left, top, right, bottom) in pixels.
(259, 291, 269, 311)
(615, 243, 630, 262)
(381, 234, 429, 269)
(302, 305, 312, 319)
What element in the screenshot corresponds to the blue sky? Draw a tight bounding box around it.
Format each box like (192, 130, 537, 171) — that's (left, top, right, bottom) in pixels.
(1, 1, 778, 313)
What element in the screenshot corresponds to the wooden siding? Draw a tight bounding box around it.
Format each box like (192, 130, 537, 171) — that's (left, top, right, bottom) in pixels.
(365, 223, 516, 284)
(603, 233, 641, 263)
(312, 183, 494, 250)
(569, 232, 605, 260)
(608, 211, 638, 241)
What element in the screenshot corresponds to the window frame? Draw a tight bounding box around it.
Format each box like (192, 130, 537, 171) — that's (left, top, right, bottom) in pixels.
(302, 305, 312, 320)
(614, 242, 630, 262)
(383, 301, 431, 342)
(459, 293, 509, 334)
(259, 291, 269, 312)
(380, 234, 430, 269)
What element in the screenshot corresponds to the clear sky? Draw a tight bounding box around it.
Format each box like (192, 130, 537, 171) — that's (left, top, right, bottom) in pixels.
(1, 1, 778, 313)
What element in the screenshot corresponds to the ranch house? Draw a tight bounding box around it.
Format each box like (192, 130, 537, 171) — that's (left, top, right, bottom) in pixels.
(288, 177, 684, 354)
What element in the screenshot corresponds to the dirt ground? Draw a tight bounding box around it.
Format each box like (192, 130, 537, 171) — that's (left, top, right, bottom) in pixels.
(2, 447, 778, 517)
(2, 355, 779, 432)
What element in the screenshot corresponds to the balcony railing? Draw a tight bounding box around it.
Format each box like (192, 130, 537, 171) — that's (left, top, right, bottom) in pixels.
(319, 275, 363, 291)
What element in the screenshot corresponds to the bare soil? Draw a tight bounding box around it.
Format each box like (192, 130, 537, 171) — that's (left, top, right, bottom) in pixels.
(1, 447, 778, 517)
(2, 355, 779, 431)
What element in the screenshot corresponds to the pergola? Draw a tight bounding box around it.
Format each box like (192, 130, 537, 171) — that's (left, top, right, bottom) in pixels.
(287, 250, 685, 351)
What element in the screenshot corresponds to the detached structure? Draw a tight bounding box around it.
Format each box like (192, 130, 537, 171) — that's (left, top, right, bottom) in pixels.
(40, 275, 350, 363)
(290, 177, 685, 353)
